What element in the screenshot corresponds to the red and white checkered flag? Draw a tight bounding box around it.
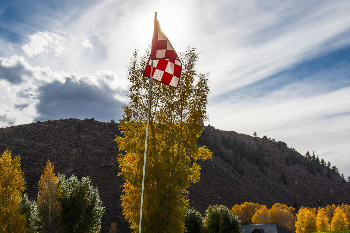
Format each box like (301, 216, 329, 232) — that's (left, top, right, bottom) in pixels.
(144, 17, 182, 88)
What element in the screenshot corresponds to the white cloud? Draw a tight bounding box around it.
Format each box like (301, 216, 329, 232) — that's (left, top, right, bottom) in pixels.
(0, 54, 127, 127)
(80, 38, 93, 49)
(22, 30, 67, 57)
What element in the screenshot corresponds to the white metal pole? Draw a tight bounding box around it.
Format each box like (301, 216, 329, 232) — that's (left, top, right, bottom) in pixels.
(139, 16, 155, 230)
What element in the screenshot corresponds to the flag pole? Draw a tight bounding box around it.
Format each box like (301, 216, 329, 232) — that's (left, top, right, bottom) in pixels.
(139, 12, 156, 233)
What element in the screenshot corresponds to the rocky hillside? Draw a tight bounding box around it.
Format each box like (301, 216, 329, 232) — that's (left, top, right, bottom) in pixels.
(1, 119, 349, 233)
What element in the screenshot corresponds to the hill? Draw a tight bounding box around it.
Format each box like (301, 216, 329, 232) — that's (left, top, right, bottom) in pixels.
(1, 118, 349, 233)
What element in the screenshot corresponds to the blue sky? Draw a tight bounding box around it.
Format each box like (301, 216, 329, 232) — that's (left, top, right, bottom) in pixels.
(1, 0, 350, 178)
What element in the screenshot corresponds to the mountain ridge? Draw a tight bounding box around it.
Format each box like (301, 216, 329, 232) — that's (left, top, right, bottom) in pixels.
(1, 118, 349, 233)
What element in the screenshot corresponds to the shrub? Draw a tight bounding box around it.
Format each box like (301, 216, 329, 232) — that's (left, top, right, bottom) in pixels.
(59, 175, 105, 233)
(21, 194, 42, 233)
(185, 207, 203, 233)
(203, 205, 242, 233)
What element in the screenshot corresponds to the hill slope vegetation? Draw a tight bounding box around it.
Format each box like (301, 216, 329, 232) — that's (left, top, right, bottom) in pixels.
(0, 119, 349, 233)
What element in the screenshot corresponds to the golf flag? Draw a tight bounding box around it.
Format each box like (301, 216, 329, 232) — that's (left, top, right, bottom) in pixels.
(144, 17, 182, 88)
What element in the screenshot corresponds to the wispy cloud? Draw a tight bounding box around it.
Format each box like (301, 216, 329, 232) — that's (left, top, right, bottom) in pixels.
(1, 0, 350, 177)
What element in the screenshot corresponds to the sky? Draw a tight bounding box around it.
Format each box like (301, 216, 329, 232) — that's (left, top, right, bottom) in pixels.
(1, 0, 350, 177)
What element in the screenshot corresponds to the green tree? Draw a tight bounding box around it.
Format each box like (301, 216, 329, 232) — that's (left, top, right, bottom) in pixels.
(116, 48, 212, 232)
(316, 207, 329, 232)
(295, 206, 316, 233)
(203, 205, 242, 233)
(330, 206, 349, 231)
(59, 175, 105, 233)
(185, 207, 203, 233)
(0, 149, 26, 233)
(37, 161, 62, 233)
(21, 193, 42, 233)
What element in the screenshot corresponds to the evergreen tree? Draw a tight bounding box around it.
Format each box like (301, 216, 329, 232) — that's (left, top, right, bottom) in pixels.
(116, 48, 212, 232)
(0, 149, 26, 233)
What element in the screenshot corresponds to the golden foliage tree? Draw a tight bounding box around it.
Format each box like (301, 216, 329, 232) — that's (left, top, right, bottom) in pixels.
(252, 206, 270, 224)
(231, 202, 265, 225)
(325, 204, 336, 222)
(330, 206, 349, 231)
(316, 208, 330, 232)
(269, 203, 295, 232)
(116, 48, 212, 232)
(341, 204, 350, 229)
(37, 160, 62, 233)
(295, 206, 316, 233)
(0, 149, 26, 233)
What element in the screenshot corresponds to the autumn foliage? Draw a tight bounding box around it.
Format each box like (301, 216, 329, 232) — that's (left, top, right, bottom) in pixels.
(116, 48, 212, 232)
(231, 202, 266, 225)
(231, 202, 350, 233)
(0, 149, 26, 233)
(330, 206, 349, 231)
(37, 161, 62, 233)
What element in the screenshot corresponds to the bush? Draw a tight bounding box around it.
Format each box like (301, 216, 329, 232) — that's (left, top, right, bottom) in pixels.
(21, 194, 42, 233)
(185, 207, 203, 233)
(59, 175, 105, 233)
(203, 205, 242, 233)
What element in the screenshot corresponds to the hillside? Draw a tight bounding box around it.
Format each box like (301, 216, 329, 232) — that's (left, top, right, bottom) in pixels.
(1, 118, 349, 233)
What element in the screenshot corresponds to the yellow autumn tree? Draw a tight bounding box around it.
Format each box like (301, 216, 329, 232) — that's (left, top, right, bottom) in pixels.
(316, 208, 330, 232)
(316, 207, 330, 232)
(325, 204, 336, 222)
(116, 48, 212, 232)
(252, 206, 270, 224)
(330, 206, 349, 231)
(295, 206, 316, 233)
(231, 202, 265, 225)
(37, 160, 62, 233)
(341, 204, 350, 229)
(269, 203, 295, 223)
(0, 149, 26, 233)
(269, 203, 295, 232)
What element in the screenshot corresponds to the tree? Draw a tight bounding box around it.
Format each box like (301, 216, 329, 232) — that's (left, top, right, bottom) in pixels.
(37, 161, 62, 233)
(330, 206, 349, 231)
(316, 208, 329, 232)
(325, 204, 336, 221)
(269, 203, 295, 232)
(0, 149, 26, 233)
(295, 206, 316, 233)
(341, 204, 350, 229)
(21, 193, 42, 233)
(231, 202, 265, 225)
(184, 207, 203, 233)
(203, 205, 242, 233)
(59, 175, 105, 233)
(116, 48, 212, 232)
(252, 206, 270, 224)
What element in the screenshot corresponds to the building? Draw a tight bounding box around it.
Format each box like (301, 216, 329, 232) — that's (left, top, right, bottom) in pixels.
(242, 224, 293, 233)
